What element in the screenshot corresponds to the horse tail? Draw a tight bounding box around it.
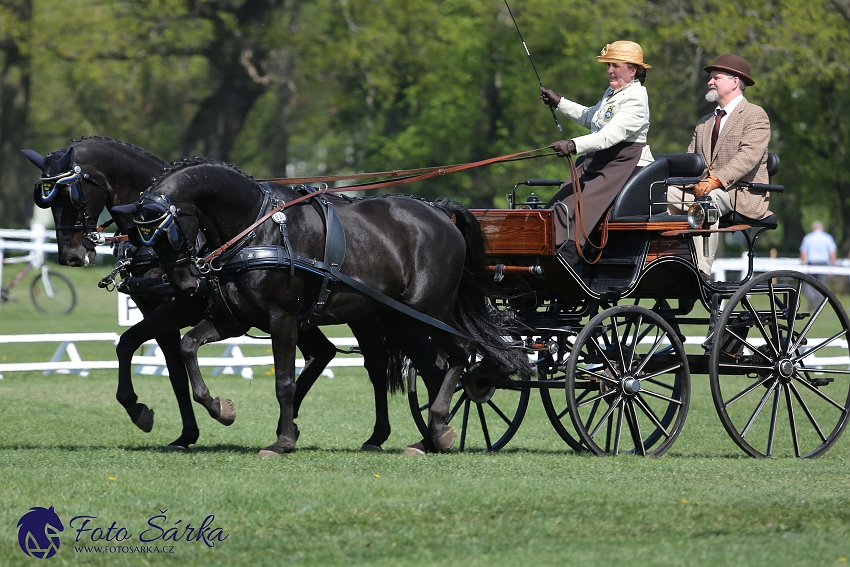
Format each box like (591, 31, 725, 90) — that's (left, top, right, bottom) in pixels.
(384, 338, 407, 394)
(434, 198, 532, 379)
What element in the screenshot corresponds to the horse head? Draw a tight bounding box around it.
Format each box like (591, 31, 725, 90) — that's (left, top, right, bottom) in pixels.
(23, 137, 166, 266)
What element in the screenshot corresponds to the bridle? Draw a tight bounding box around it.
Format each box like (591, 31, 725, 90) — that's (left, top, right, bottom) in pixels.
(128, 194, 200, 269)
(34, 163, 111, 248)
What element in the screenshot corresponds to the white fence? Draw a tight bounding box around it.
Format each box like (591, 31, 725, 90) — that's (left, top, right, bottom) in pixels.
(711, 254, 850, 282)
(0, 333, 363, 380)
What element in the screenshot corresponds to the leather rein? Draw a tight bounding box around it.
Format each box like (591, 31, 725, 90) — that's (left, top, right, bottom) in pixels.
(200, 146, 555, 266)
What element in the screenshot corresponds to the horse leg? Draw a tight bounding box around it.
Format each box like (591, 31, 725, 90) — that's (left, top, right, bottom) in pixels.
(425, 334, 476, 453)
(292, 327, 336, 423)
(115, 313, 160, 434)
(350, 321, 391, 452)
(181, 314, 246, 426)
(258, 315, 299, 457)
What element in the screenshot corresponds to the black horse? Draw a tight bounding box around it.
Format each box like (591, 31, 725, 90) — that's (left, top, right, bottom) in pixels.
(125, 158, 528, 456)
(24, 138, 404, 451)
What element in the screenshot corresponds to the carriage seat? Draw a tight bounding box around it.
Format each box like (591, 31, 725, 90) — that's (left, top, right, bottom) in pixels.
(718, 152, 780, 229)
(608, 153, 706, 223)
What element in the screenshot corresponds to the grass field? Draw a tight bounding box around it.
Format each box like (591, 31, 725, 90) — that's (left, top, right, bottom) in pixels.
(1, 264, 850, 566)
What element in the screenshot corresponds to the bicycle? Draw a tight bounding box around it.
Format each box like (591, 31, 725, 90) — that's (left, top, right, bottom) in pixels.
(1, 251, 77, 315)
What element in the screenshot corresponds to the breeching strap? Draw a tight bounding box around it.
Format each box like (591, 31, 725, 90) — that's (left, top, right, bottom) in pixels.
(203, 146, 554, 264)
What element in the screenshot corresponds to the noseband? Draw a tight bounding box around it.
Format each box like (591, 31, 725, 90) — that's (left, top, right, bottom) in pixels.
(35, 163, 109, 247)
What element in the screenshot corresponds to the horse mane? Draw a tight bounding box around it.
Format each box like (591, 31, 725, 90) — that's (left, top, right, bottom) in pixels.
(149, 157, 255, 190)
(72, 135, 167, 165)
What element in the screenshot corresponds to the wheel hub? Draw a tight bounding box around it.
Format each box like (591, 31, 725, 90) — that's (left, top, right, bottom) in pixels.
(463, 369, 496, 404)
(621, 375, 641, 395)
(777, 358, 795, 380)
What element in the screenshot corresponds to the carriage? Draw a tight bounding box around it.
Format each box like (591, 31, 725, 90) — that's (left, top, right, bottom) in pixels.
(407, 152, 850, 458)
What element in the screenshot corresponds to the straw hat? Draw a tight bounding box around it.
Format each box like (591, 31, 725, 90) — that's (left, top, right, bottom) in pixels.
(596, 41, 651, 69)
(704, 54, 754, 86)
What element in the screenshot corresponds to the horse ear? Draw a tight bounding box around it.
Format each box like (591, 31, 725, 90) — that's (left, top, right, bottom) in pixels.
(112, 202, 140, 215)
(52, 146, 74, 174)
(21, 149, 46, 172)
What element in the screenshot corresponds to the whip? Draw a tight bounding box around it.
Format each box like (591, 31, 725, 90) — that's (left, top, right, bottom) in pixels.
(503, 0, 562, 132)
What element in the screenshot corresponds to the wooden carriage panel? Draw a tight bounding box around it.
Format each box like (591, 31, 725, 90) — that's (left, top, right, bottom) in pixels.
(645, 236, 692, 264)
(471, 209, 566, 256)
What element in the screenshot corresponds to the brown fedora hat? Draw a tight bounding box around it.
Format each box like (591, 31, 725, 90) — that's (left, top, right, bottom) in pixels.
(704, 53, 754, 86)
(596, 41, 652, 69)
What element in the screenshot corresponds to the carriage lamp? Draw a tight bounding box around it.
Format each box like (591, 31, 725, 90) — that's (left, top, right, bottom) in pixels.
(687, 196, 719, 229)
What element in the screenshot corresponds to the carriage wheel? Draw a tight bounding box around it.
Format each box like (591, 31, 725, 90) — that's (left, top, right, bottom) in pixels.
(538, 334, 585, 452)
(407, 356, 530, 452)
(709, 270, 850, 458)
(565, 305, 690, 456)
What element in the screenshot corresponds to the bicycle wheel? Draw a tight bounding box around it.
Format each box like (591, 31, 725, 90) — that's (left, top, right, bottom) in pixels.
(31, 269, 77, 315)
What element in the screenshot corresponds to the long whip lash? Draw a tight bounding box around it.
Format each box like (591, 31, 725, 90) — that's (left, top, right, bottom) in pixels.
(503, 0, 562, 132)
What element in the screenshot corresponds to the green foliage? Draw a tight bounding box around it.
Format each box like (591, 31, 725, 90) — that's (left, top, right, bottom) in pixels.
(2, 0, 850, 250)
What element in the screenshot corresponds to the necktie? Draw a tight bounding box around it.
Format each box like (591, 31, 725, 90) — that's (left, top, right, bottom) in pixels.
(711, 109, 726, 153)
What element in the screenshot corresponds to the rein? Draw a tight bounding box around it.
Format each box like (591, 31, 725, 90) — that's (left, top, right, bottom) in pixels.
(568, 155, 608, 264)
(201, 146, 554, 265)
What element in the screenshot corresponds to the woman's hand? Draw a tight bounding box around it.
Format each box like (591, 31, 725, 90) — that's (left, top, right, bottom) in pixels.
(550, 140, 576, 157)
(540, 87, 562, 107)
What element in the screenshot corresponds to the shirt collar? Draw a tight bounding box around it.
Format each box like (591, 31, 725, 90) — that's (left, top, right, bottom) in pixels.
(717, 94, 744, 115)
(606, 80, 639, 99)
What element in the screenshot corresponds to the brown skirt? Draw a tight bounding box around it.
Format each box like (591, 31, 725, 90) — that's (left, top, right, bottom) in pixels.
(546, 142, 645, 247)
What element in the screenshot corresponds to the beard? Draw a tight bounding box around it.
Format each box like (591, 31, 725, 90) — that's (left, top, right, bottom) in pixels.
(705, 89, 720, 103)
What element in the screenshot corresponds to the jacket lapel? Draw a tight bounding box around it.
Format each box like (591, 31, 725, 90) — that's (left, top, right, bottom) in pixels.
(714, 97, 748, 159)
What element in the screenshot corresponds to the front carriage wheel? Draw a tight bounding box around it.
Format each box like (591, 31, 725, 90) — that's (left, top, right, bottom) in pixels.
(565, 305, 690, 456)
(407, 356, 530, 452)
(709, 270, 850, 458)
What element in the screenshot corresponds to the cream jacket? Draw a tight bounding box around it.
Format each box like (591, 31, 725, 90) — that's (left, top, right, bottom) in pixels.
(555, 81, 653, 166)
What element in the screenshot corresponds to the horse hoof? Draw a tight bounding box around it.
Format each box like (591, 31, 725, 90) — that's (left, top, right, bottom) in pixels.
(434, 427, 456, 453)
(361, 443, 383, 452)
(132, 406, 155, 433)
(165, 444, 188, 453)
(403, 442, 427, 457)
(215, 398, 236, 426)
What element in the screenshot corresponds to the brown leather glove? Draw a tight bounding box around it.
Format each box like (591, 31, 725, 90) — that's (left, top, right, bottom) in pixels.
(550, 139, 576, 157)
(693, 175, 722, 198)
(540, 87, 562, 107)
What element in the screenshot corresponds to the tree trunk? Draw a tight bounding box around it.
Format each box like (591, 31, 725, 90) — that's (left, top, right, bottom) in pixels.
(0, 0, 33, 227)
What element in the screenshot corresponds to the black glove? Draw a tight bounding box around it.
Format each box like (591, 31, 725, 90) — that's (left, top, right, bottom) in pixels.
(540, 87, 562, 107)
(550, 140, 576, 157)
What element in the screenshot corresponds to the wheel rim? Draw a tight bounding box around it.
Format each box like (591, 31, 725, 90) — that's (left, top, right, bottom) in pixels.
(566, 305, 690, 456)
(537, 332, 585, 452)
(407, 357, 530, 452)
(31, 270, 76, 315)
(709, 270, 850, 458)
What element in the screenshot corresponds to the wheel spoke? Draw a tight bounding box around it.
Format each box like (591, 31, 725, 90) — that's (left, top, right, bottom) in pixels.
(790, 296, 829, 352)
(720, 327, 769, 364)
(784, 382, 800, 457)
(486, 399, 514, 427)
(612, 401, 625, 456)
(742, 296, 780, 358)
(792, 329, 848, 363)
(584, 398, 602, 432)
(718, 362, 777, 373)
(766, 385, 781, 457)
(784, 278, 802, 356)
(588, 336, 620, 378)
(627, 400, 646, 456)
(459, 398, 470, 452)
(645, 377, 675, 391)
(632, 330, 669, 376)
(575, 364, 618, 385)
(448, 392, 467, 423)
(477, 403, 492, 450)
(633, 394, 671, 438)
(627, 314, 644, 370)
(639, 363, 684, 382)
(589, 394, 623, 440)
(788, 381, 828, 443)
(610, 315, 627, 373)
(768, 280, 783, 358)
(724, 374, 774, 408)
(640, 387, 684, 406)
(741, 380, 779, 438)
(791, 373, 847, 411)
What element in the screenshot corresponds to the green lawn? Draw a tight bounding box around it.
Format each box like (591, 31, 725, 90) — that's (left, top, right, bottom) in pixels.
(1, 264, 849, 566)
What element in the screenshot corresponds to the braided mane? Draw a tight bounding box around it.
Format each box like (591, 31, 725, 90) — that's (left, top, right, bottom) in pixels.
(73, 136, 166, 165)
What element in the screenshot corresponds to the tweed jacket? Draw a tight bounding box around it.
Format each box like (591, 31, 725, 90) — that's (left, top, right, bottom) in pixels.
(688, 97, 771, 219)
(556, 81, 654, 166)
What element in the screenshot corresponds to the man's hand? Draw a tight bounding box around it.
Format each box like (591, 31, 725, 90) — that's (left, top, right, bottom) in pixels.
(540, 87, 562, 107)
(550, 140, 576, 157)
(693, 175, 722, 198)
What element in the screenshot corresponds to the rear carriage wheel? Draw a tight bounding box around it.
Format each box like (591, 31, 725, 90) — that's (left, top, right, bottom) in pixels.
(709, 270, 850, 458)
(565, 305, 690, 456)
(537, 334, 586, 452)
(408, 355, 530, 452)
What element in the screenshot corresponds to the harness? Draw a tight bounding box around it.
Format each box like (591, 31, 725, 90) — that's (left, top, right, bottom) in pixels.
(34, 165, 112, 248)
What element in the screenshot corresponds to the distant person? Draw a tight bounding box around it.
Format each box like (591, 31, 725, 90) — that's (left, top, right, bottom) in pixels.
(539, 40, 653, 267)
(668, 54, 771, 276)
(800, 220, 837, 306)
